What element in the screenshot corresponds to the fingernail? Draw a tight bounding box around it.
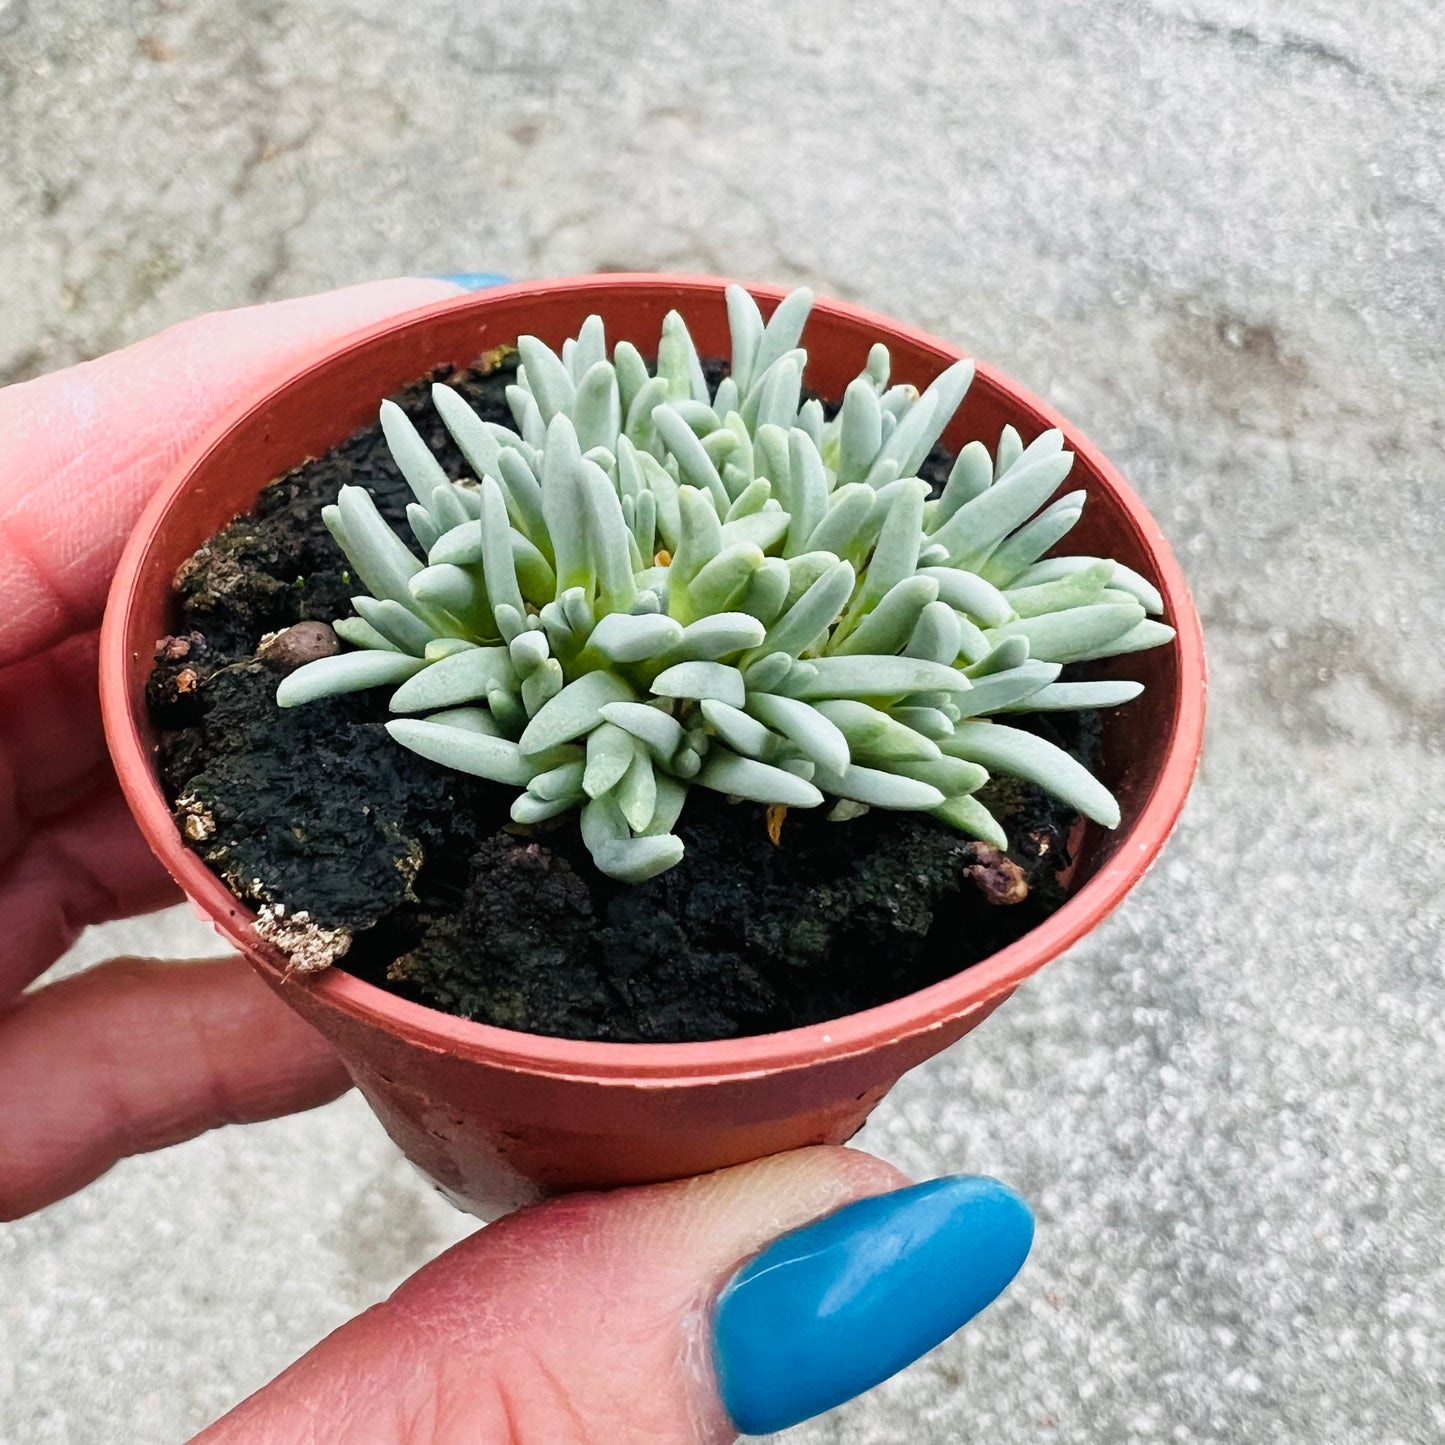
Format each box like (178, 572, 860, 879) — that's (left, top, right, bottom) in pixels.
(713, 1176, 1033, 1435)
(431, 272, 511, 291)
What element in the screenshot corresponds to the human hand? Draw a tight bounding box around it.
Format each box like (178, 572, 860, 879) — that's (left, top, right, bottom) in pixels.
(0, 278, 477, 1214)
(0, 282, 1032, 1440)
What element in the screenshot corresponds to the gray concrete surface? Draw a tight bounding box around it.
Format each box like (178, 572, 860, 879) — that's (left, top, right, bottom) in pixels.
(2, 1, 1443, 1441)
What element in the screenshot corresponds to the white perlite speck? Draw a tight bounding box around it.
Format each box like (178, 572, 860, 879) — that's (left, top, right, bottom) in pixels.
(253, 904, 352, 974)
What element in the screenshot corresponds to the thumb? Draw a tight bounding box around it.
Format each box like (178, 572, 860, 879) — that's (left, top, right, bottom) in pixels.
(0, 276, 488, 668)
(196, 1147, 1032, 1443)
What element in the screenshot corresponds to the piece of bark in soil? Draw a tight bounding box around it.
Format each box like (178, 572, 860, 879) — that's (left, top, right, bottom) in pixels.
(959, 843, 1030, 905)
(147, 632, 217, 724)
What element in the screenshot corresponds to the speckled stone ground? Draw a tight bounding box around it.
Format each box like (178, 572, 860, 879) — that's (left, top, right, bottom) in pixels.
(2, 2, 1442, 1441)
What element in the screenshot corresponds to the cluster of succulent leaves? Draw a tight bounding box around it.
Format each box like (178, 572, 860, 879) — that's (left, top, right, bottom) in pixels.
(278, 286, 1174, 882)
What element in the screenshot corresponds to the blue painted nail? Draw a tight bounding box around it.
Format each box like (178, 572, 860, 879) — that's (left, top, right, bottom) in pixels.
(713, 1176, 1033, 1435)
(431, 272, 511, 291)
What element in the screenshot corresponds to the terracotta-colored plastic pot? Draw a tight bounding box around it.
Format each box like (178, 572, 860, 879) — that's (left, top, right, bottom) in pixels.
(101, 275, 1205, 1218)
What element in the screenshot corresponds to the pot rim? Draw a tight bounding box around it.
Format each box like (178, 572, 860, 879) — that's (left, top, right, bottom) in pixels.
(100, 273, 1206, 1086)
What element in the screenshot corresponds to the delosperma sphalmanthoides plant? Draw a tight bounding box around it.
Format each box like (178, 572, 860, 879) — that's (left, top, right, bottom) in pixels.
(277, 287, 1174, 882)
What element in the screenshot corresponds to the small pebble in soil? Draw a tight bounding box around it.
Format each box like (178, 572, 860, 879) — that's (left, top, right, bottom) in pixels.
(259, 620, 341, 674)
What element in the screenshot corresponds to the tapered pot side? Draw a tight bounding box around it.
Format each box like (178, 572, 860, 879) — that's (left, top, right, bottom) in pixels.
(100, 276, 1205, 1217)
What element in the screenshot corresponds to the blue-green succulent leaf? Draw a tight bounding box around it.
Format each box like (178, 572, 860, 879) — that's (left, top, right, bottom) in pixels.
(745, 692, 851, 772)
(572, 359, 622, 453)
(587, 611, 686, 663)
(277, 651, 427, 707)
(698, 698, 779, 758)
(1010, 555, 1165, 615)
(687, 543, 764, 617)
(804, 483, 875, 559)
(903, 599, 964, 666)
(530, 758, 587, 802)
(975, 491, 1085, 585)
(517, 335, 576, 424)
(592, 832, 687, 883)
(753, 356, 803, 432)
(810, 762, 945, 811)
(1003, 559, 1115, 618)
(407, 503, 442, 554)
(331, 486, 425, 610)
(833, 575, 939, 657)
(725, 285, 765, 395)
(929, 451, 1075, 568)
(652, 661, 747, 708)
(812, 699, 941, 763)
(931, 440, 993, 528)
(994, 424, 1024, 479)
(598, 700, 687, 762)
(572, 314, 607, 379)
(429, 520, 485, 567)
(998, 680, 1145, 711)
(931, 793, 1008, 849)
(723, 476, 772, 523)
(951, 660, 1061, 718)
(426, 706, 503, 736)
(385, 718, 533, 786)
(945, 720, 1121, 827)
(518, 670, 636, 755)
(540, 415, 591, 593)
(388, 646, 517, 714)
(719, 508, 790, 553)
(984, 602, 1145, 664)
(750, 288, 813, 392)
(333, 616, 402, 653)
(892, 755, 988, 796)
(752, 560, 855, 661)
(423, 637, 477, 662)
(409, 563, 491, 634)
(654, 404, 730, 511)
(613, 340, 649, 414)
(836, 376, 883, 487)
(1069, 618, 1175, 661)
(698, 748, 825, 808)
(378, 400, 451, 507)
(889, 705, 956, 740)
(511, 791, 582, 825)
(670, 612, 767, 660)
(779, 654, 973, 700)
(579, 460, 637, 616)
(643, 774, 689, 837)
(432, 383, 502, 480)
(352, 596, 437, 656)
(584, 721, 637, 798)
(657, 310, 710, 405)
(736, 557, 790, 627)
(616, 747, 658, 832)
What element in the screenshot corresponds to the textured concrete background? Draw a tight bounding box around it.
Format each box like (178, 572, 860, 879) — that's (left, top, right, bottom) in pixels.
(2, 1, 1443, 1441)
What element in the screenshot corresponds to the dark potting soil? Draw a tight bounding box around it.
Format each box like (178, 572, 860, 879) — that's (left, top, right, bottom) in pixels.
(149, 354, 1098, 1043)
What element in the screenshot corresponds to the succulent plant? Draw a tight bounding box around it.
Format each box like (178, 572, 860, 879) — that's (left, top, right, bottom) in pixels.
(278, 287, 1174, 882)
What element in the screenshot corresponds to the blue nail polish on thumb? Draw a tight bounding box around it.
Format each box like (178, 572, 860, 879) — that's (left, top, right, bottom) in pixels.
(713, 1176, 1033, 1435)
(431, 272, 511, 291)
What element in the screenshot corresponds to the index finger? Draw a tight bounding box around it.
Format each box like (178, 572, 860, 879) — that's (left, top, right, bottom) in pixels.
(0, 956, 350, 1220)
(0, 278, 466, 670)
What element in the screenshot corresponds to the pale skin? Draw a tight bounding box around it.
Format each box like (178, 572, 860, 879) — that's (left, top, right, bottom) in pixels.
(0, 280, 907, 1443)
